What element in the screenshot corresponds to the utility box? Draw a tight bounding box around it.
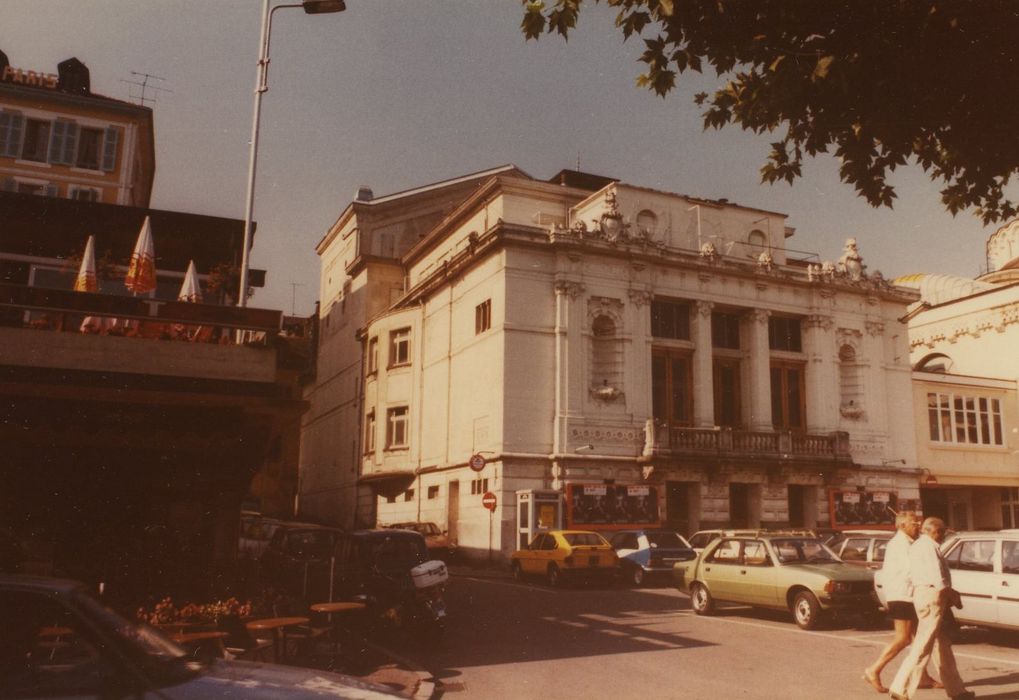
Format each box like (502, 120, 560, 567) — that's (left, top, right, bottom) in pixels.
(515, 489, 563, 550)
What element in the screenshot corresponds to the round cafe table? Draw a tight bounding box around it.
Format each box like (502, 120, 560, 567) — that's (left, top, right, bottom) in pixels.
(310, 602, 366, 667)
(170, 630, 227, 658)
(245, 616, 309, 663)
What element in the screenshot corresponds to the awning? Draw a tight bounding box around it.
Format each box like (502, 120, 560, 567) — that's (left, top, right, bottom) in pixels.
(358, 470, 416, 499)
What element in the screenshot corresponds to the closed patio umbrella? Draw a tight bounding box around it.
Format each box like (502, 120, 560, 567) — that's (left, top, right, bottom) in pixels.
(76, 235, 103, 333)
(125, 216, 156, 295)
(177, 260, 202, 303)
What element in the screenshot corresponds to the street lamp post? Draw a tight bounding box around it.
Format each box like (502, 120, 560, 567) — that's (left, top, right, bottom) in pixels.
(238, 0, 346, 308)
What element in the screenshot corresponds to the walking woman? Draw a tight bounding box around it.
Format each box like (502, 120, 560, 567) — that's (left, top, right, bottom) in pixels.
(863, 511, 940, 693)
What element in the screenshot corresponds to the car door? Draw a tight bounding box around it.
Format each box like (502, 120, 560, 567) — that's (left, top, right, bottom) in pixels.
(945, 537, 998, 626)
(700, 538, 743, 602)
(997, 538, 1019, 629)
(611, 532, 642, 568)
(732, 539, 780, 606)
(521, 533, 546, 574)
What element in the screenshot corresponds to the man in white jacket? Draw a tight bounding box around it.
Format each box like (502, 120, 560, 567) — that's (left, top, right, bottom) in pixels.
(888, 517, 974, 700)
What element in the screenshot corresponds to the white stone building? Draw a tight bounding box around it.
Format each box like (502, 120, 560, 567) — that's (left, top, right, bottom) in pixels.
(300, 166, 921, 560)
(898, 219, 1019, 530)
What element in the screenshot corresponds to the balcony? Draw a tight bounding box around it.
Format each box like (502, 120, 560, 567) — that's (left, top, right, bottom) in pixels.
(0, 282, 283, 383)
(646, 423, 852, 464)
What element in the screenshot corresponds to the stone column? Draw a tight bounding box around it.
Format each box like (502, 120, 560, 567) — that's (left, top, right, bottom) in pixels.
(692, 300, 715, 427)
(744, 308, 772, 431)
(553, 279, 584, 455)
(628, 289, 654, 421)
(863, 319, 889, 434)
(803, 314, 837, 432)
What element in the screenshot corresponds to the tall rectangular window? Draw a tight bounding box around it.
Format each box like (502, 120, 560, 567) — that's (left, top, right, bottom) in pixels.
(713, 357, 742, 427)
(711, 312, 741, 349)
(389, 328, 411, 367)
(475, 299, 491, 334)
(651, 299, 690, 339)
(386, 406, 409, 448)
(927, 392, 1002, 445)
(652, 349, 693, 426)
(364, 409, 376, 453)
(366, 337, 379, 375)
(20, 119, 51, 162)
(75, 127, 102, 170)
(0, 111, 26, 157)
(427, 485, 439, 500)
(771, 362, 805, 430)
(769, 316, 802, 352)
(1003, 488, 1019, 529)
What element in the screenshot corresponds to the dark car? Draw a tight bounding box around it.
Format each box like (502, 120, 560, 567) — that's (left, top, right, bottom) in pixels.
(609, 529, 696, 586)
(0, 574, 400, 699)
(259, 522, 343, 601)
(328, 529, 432, 600)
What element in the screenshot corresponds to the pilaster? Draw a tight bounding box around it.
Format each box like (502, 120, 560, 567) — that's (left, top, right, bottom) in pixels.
(745, 308, 772, 430)
(692, 300, 715, 427)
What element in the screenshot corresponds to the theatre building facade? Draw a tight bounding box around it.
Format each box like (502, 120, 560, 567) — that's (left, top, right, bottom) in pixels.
(302, 166, 921, 560)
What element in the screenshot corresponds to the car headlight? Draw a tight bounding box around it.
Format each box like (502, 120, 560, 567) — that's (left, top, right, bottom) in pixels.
(824, 580, 852, 594)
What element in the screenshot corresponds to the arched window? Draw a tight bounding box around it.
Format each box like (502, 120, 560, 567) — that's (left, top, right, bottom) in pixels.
(636, 210, 658, 236)
(915, 353, 954, 373)
(748, 229, 767, 252)
(839, 344, 864, 418)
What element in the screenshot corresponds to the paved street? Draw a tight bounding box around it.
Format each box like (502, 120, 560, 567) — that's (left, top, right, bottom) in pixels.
(382, 573, 1019, 700)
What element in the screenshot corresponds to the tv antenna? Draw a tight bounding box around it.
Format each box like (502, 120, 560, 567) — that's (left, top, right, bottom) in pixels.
(120, 71, 172, 106)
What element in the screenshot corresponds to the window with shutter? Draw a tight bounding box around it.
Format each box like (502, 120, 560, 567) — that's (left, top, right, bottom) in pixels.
(101, 126, 119, 171)
(0, 111, 26, 157)
(49, 121, 77, 165)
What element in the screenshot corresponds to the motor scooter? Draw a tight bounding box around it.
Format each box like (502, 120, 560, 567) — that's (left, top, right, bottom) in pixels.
(357, 559, 448, 643)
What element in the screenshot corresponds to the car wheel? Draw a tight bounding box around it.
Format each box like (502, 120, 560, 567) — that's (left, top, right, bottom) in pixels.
(690, 582, 714, 615)
(511, 561, 524, 582)
(631, 565, 646, 587)
(792, 590, 822, 630)
(547, 564, 562, 588)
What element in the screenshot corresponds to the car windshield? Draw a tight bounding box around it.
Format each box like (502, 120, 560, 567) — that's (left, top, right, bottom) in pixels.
(647, 532, 688, 548)
(563, 533, 606, 547)
(771, 538, 839, 564)
(417, 523, 440, 536)
(288, 530, 334, 558)
(72, 592, 190, 668)
(368, 536, 428, 568)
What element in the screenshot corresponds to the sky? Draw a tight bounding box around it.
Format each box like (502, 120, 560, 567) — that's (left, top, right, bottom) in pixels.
(2, 1, 997, 316)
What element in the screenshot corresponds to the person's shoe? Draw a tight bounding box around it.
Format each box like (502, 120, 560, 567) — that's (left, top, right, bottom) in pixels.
(862, 668, 888, 694)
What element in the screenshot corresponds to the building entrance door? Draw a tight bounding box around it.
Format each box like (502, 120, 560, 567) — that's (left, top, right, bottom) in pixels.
(447, 481, 459, 544)
(730, 483, 750, 527)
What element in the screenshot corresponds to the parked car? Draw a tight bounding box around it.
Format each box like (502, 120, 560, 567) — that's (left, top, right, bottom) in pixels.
(0, 574, 400, 699)
(385, 522, 457, 561)
(609, 529, 696, 586)
(874, 529, 1019, 631)
(259, 522, 344, 601)
(829, 530, 894, 569)
(673, 532, 877, 630)
(686, 529, 759, 553)
(511, 530, 619, 587)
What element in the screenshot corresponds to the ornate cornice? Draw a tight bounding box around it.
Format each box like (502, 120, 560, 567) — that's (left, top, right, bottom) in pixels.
(628, 289, 652, 307)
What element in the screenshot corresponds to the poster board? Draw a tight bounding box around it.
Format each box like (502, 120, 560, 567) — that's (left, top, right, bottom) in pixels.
(828, 489, 898, 530)
(566, 483, 661, 530)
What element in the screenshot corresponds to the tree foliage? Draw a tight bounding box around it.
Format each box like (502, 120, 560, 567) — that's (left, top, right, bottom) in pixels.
(521, 1, 1019, 224)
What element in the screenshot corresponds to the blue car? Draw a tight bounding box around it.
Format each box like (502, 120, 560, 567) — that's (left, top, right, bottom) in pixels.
(608, 529, 696, 586)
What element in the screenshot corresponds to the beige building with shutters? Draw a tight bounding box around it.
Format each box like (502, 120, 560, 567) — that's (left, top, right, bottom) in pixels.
(0, 50, 154, 207)
(301, 166, 922, 560)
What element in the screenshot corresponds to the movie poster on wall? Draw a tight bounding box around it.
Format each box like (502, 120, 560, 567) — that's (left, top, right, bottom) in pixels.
(566, 483, 661, 529)
(828, 489, 898, 529)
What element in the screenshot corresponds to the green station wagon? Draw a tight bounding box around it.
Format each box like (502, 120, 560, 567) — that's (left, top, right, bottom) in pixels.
(673, 532, 877, 629)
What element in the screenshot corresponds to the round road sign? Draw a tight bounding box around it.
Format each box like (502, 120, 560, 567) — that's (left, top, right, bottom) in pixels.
(482, 491, 497, 511)
(469, 453, 486, 472)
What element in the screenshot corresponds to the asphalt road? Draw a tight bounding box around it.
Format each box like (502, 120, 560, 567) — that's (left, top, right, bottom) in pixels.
(383, 573, 1019, 700)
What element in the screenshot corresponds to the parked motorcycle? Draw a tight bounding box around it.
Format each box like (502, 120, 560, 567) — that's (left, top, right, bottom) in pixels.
(357, 558, 448, 643)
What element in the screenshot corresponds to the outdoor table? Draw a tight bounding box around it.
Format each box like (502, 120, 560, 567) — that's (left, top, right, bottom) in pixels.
(170, 630, 227, 658)
(245, 616, 309, 663)
(310, 602, 366, 667)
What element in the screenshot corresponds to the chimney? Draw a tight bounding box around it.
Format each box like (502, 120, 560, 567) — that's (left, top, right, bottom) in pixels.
(57, 57, 90, 95)
(355, 186, 374, 202)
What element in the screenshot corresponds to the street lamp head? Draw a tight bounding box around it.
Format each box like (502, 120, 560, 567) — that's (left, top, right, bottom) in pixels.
(303, 0, 345, 13)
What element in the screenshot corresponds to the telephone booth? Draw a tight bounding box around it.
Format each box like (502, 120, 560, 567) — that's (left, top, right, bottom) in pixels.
(515, 489, 563, 550)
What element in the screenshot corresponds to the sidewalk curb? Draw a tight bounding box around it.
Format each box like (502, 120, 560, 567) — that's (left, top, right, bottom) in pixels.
(365, 641, 436, 700)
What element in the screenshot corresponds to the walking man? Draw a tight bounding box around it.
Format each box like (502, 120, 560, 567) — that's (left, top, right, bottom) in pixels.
(888, 517, 974, 700)
(863, 511, 939, 693)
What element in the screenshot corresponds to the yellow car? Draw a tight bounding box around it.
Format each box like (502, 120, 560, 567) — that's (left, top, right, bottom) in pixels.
(511, 530, 618, 587)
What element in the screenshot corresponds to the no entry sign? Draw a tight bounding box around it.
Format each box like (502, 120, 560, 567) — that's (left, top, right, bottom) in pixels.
(482, 491, 497, 511)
